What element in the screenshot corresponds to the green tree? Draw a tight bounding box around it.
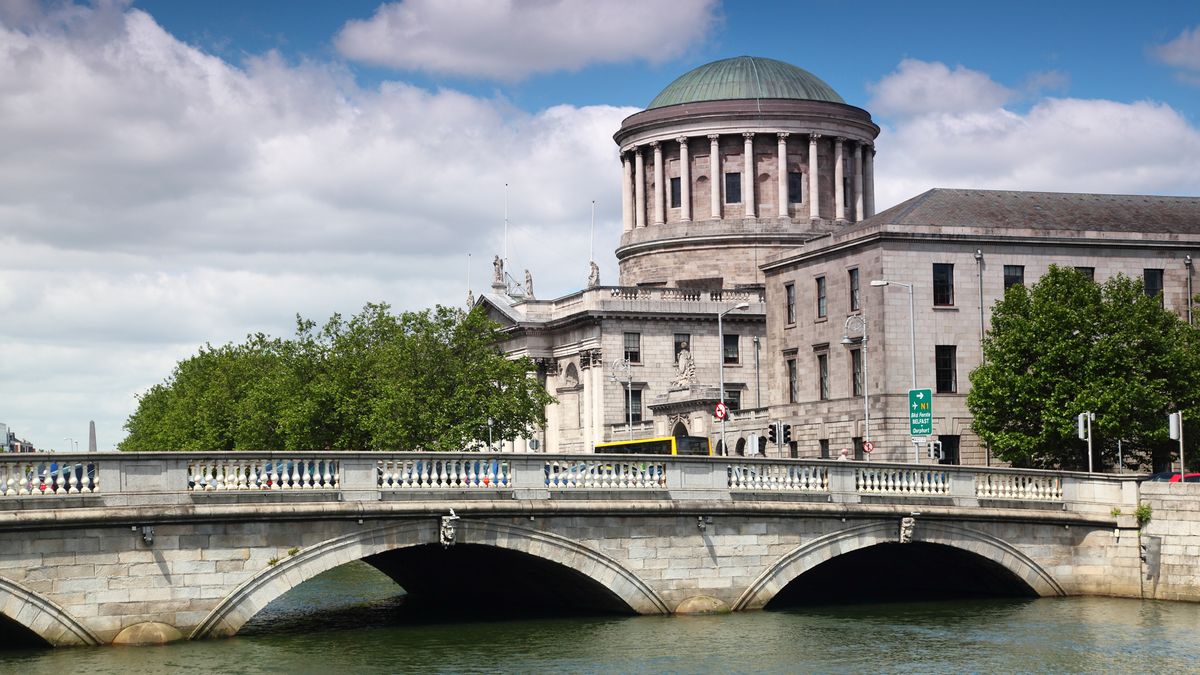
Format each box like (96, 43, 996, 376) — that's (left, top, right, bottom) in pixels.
(968, 266, 1200, 470)
(119, 304, 554, 451)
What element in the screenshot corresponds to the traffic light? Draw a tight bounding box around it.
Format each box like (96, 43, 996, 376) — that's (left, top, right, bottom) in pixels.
(930, 440, 944, 461)
(767, 423, 777, 443)
(782, 424, 792, 444)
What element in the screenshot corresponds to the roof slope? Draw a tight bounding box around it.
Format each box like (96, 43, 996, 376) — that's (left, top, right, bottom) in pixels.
(648, 56, 844, 109)
(861, 188, 1200, 235)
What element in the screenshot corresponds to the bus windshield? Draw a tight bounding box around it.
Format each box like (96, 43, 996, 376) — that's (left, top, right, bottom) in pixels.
(594, 436, 712, 456)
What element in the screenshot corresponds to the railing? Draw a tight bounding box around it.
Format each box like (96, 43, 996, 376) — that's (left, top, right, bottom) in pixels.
(728, 463, 828, 491)
(379, 457, 510, 489)
(545, 458, 666, 489)
(188, 459, 339, 491)
(0, 458, 98, 496)
(976, 472, 1064, 501)
(0, 452, 1136, 518)
(856, 467, 950, 495)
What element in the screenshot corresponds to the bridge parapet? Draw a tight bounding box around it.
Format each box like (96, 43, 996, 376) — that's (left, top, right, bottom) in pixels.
(0, 451, 1138, 519)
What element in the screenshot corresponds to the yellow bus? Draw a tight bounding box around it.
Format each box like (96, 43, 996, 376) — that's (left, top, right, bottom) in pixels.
(594, 436, 712, 456)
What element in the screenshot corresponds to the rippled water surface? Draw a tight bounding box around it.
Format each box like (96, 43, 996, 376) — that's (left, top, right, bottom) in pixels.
(4, 562, 1200, 674)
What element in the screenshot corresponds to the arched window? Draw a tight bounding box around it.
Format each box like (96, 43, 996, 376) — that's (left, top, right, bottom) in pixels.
(735, 438, 747, 456)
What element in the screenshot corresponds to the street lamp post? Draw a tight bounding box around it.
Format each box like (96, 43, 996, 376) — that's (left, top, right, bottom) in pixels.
(609, 358, 634, 439)
(718, 302, 751, 455)
(841, 315, 870, 460)
(63, 437, 77, 453)
(871, 279, 917, 461)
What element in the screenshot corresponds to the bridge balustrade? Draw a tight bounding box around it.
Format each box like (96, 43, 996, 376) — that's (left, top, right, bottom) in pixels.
(0, 452, 1135, 517)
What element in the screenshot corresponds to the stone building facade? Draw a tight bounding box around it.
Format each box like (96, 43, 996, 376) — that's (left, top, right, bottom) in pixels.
(482, 55, 1200, 463)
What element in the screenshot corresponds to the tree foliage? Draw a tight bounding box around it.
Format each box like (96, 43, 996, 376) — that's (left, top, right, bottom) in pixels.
(119, 304, 554, 451)
(968, 266, 1200, 470)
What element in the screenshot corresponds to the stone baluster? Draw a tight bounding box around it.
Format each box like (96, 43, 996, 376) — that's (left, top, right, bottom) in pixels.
(742, 133, 755, 218)
(834, 137, 846, 222)
(708, 134, 721, 220)
(776, 132, 789, 217)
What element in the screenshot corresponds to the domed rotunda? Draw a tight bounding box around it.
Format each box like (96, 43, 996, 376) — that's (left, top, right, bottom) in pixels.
(613, 56, 879, 288)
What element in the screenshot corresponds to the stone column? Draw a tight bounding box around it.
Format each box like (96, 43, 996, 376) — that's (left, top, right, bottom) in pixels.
(621, 152, 634, 231)
(853, 143, 864, 222)
(742, 132, 755, 219)
(634, 146, 646, 228)
(652, 141, 665, 225)
(678, 136, 691, 222)
(864, 145, 876, 218)
(834, 137, 846, 222)
(776, 132, 789, 218)
(709, 134, 721, 220)
(808, 133, 821, 221)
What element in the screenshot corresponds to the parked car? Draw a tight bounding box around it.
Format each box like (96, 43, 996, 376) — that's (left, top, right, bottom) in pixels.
(1147, 472, 1200, 482)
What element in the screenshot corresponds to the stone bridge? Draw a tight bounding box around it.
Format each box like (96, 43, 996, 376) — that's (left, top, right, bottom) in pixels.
(0, 452, 1161, 647)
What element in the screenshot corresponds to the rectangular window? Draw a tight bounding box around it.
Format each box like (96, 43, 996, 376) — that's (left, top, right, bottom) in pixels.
(674, 334, 691, 364)
(819, 438, 830, 459)
(787, 358, 798, 403)
(853, 437, 864, 461)
(725, 389, 741, 411)
(850, 348, 863, 397)
(785, 283, 796, 324)
(1003, 265, 1025, 290)
(787, 171, 804, 203)
(817, 353, 829, 400)
(723, 333, 739, 364)
(816, 276, 827, 318)
(937, 435, 961, 465)
(1144, 268, 1164, 304)
(725, 172, 741, 204)
(623, 332, 641, 364)
(933, 263, 955, 306)
(848, 268, 860, 311)
(936, 345, 958, 393)
(670, 177, 681, 209)
(1075, 266, 1095, 281)
(624, 389, 643, 424)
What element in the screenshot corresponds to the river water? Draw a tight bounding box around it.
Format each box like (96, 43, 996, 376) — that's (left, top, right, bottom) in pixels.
(3, 561, 1199, 674)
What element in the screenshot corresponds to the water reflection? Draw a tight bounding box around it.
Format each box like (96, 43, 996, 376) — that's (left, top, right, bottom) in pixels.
(3, 562, 1200, 674)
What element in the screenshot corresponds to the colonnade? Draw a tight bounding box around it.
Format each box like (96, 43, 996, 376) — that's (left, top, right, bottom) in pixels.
(620, 133, 874, 231)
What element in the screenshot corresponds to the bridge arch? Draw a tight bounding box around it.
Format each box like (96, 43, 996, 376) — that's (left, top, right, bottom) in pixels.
(0, 577, 101, 647)
(733, 520, 1065, 610)
(191, 518, 668, 639)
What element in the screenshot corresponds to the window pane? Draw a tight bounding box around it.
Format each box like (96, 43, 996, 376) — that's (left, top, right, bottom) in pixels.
(1144, 269, 1164, 305)
(816, 276, 827, 318)
(851, 348, 862, 397)
(933, 263, 954, 306)
(936, 345, 957, 393)
(787, 358, 798, 403)
(785, 283, 796, 324)
(787, 171, 804, 203)
(1075, 266, 1095, 281)
(1003, 265, 1025, 290)
(848, 269, 860, 311)
(670, 177, 681, 208)
(623, 332, 641, 363)
(624, 389, 643, 423)
(726, 390, 741, 411)
(723, 333, 739, 364)
(725, 172, 741, 204)
(817, 353, 829, 400)
(819, 438, 830, 459)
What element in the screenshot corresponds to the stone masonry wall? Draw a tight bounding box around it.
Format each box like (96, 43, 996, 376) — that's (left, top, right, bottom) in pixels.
(1138, 482, 1200, 601)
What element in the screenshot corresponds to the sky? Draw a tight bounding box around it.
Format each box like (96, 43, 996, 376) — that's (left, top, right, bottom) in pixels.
(2, 0, 1200, 451)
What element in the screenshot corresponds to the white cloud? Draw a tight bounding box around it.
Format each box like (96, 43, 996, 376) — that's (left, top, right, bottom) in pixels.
(867, 58, 1014, 118)
(871, 61, 1200, 210)
(333, 0, 719, 80)
(1153, 25, 1200, 71)
(0, 4, 633, 449)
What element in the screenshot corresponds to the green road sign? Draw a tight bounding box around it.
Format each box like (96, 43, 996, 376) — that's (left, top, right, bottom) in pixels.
(909, 388, 933, 436)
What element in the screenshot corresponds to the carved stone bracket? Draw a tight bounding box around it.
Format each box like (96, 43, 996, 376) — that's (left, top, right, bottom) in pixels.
(899, 516, 917, 544)
(534, 358, 559, 377)
(440, 509, 460, 549)
(579, 348, 603, 369)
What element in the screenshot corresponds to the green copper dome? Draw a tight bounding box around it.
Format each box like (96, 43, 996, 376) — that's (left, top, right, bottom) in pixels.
(647, 56, 844, 109)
